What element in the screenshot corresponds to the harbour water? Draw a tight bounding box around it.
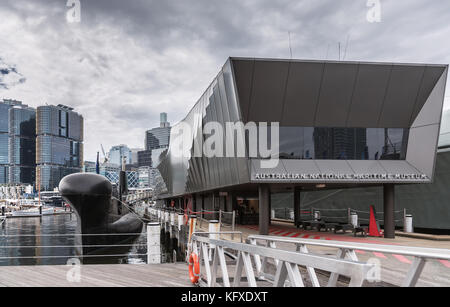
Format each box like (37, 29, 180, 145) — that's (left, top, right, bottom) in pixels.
(0, 214, 150, 266)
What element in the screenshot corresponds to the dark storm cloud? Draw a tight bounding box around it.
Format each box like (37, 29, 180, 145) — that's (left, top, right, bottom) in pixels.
(1, 0, 450, 160)
(0, 57, 26, 89)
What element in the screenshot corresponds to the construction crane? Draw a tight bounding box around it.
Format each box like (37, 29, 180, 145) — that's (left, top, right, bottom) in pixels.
(100, 144, 109, 164)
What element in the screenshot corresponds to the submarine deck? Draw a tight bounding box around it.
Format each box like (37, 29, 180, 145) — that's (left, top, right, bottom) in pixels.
(0, 263, 192, 287)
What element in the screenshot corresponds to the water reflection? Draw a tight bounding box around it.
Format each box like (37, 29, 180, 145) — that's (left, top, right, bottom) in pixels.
(0, 215, 185, 266)
(0, 215, 148, 266)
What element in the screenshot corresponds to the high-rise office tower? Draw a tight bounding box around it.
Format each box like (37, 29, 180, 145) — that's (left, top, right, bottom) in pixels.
(137, 150, 152, 167)
(0, 99, 22, 184)
(36, 104, 83, 191)
(108, 145, 132, 166)
(145, 112, 171, 151)
(9, 104, 36, 185)
(143, 113, 171, 189)
(130, 148, 143, 166)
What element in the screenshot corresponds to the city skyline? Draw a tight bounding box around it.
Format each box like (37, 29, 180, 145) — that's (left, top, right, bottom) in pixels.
(1, 0, 450, 162)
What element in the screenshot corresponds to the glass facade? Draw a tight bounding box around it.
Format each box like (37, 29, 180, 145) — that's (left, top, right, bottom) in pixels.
(145, 127, 171, 150)
(108, 145, 132, 166)
(138, 150, 152, 167)
(9, 106, 36, 184)
(36, 105, 83, 191)
(0, 102, 13, 184)
(276, 127, 409, 160)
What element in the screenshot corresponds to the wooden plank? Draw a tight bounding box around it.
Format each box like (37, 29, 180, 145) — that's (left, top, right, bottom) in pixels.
(0, 264, 192, 287)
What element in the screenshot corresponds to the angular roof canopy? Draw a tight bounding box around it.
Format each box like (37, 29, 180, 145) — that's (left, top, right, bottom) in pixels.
(231, 58, 447, 128)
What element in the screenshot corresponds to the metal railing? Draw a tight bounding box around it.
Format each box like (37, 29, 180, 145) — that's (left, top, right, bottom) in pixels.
(190, 233, 375, 287)
(272, 207, 410, 226)
(192, 231, 244, 243)
(149, 208, 237, 233)
(0, 233, 147, 262)
(248, 235, 450, 287)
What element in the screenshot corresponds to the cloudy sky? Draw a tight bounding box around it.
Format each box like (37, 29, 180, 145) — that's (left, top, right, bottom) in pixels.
(0, 0, 449, 161)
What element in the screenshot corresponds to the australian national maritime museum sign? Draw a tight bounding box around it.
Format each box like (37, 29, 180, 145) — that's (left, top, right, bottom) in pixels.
(253, 173, 429, 182)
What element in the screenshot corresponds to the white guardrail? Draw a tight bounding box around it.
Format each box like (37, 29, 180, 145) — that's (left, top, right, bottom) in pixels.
(190, 233, 376, 287)
(0, 233, 146, 261)
(248, 235, 450, 287)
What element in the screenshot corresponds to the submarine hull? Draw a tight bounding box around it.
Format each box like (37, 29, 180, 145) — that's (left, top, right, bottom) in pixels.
(59, 173, 143, 261)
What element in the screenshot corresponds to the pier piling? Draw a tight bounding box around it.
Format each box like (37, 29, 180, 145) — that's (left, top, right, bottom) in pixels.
(147, 222, 161, 264)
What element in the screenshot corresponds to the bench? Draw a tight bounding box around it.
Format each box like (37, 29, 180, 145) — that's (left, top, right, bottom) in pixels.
(353, 226, 368, 237)
(334, 224, 355, 234)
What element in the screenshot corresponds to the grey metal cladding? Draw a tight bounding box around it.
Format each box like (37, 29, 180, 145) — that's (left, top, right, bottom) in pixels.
(410, 66, 447, 126)
(232, 59, 254, 122)
(282, 61, 324, 126)
(378, 65, 426, 128)
(251, 159, 288, 175)
(158, 58, 447, 197)
(248, 60, 290, 123)
(346, 64, 392, 127)
(408, 125, 442, 179)
(411, 67, 448, 128)
(378, 160, 422, 176)
(281, 160, 321, 174)
(315, 160, 355, 175)
(314, 62, 359, 127)
(407, 67, 448, 179)
(347, 160, 389, 175)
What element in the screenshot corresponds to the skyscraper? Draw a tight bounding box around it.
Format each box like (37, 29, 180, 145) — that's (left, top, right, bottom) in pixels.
(0, 99, 25, 184)
(137, 150, 152, 167)
(9, 104, 36, 185)
(145, 112, 171, 151)
(108, 145, 132, 166)
(36, 104, 83, 191)
(143, 113, 171, 189)
(130, 148, 143, 166)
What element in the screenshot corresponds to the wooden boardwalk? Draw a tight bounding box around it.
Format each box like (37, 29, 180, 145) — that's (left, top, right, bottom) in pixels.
(0, 264, 192, 287)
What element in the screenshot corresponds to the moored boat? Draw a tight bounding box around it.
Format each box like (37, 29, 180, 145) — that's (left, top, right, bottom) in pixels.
(11, 207, 55, 217)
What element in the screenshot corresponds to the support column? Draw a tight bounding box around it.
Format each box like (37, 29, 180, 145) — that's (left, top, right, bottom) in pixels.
(268, 192, 272, 226)
(259, 184, 270, 235)
(201, 194, 205, 219)
(226, 193, 233, 212)
(384, 184, 396, 239)
(193, 195, 197, 213)
(294, 187, 301, 228)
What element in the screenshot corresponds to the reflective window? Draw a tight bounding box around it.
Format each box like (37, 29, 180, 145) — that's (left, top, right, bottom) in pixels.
(0, 104, 10, 133)
(257, 127, 409, 160)
(0, 134, 8, 164)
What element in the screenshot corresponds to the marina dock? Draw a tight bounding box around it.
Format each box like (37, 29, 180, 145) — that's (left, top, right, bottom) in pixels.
(0, 264, 191, 287)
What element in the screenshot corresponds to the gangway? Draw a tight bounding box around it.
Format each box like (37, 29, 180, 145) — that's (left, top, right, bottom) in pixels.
(190, 233, 375, 287)
(248, 235, 450, 287)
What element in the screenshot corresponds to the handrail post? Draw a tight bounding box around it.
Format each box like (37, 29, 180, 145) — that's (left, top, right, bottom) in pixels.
(208, 220, 220, 261)
(188, 215, 197, 244)
(147, 222, 161, 264)
(231, 210, 236, 240)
